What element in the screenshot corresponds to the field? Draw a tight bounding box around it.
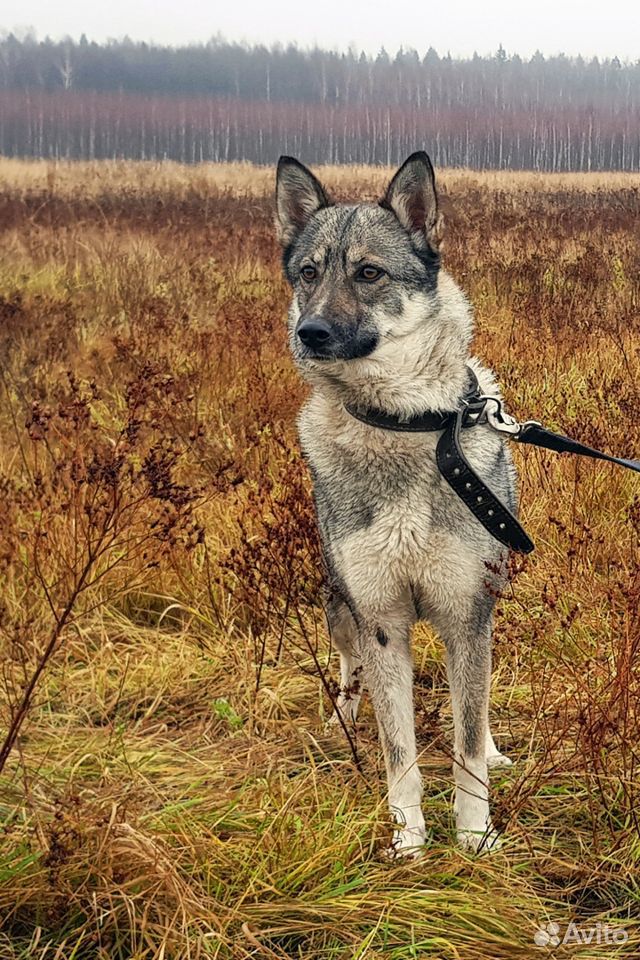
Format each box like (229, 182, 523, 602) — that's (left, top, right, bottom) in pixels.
(0, 159, 639, 959)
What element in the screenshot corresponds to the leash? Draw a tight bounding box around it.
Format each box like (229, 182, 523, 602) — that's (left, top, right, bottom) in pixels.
(345, 367, 640, 554)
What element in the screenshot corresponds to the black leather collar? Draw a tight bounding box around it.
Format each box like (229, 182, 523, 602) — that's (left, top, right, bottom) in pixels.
(344, 368, 482, 434)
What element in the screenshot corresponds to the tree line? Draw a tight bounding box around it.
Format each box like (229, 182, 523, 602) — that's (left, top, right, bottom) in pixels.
(0, 34, 639, 169)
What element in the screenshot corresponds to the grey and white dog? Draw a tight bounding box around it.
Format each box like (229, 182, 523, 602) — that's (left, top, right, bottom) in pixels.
(275, 152, 514, 856)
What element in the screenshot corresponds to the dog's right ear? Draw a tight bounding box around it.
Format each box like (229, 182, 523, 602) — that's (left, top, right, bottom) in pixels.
(275, 157, 329, 246)
(381, 152, 443, 253)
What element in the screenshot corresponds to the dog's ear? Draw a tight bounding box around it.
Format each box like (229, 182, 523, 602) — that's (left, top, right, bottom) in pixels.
(381, 152, 443, 252)
(275, 157, 329, 245)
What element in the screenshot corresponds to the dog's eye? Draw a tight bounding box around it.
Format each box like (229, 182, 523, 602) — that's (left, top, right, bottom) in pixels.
(356, 265, 384, 283)
(300, 265, 317, 282)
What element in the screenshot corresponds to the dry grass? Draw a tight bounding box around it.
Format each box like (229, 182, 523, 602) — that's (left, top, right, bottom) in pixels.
(2, 157, 640, 200)
(0, 161, 639, 959)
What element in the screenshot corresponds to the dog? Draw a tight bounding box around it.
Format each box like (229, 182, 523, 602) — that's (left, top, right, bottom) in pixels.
(275, 151, 514, 856)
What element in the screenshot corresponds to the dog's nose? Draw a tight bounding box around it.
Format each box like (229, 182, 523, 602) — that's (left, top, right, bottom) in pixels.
(297, 318, 332, 349)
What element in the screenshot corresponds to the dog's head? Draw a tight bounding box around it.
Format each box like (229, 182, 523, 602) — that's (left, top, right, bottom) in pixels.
(275, 152, 444, 369)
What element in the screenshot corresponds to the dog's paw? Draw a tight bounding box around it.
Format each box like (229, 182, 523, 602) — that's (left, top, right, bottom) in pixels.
(486, 752, 513, 770)
(383, 826, 426, 861)
(456, 822, 502, 854)
(324, 711, 356, 735)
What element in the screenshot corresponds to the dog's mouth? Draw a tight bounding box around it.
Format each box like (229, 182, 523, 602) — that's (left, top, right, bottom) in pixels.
(299, 345, 336, 361)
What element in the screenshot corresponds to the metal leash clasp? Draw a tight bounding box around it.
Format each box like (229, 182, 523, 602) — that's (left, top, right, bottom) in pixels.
(479, 395, 541, 438)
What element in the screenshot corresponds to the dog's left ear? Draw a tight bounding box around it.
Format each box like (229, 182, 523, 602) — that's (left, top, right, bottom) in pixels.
(275, 157, 329, 246)
(381, 152, 443, 252)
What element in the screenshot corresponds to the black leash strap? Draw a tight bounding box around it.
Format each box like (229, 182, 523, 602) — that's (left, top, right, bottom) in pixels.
(437, 409, 535, 553)
(516, 423, 640, 474)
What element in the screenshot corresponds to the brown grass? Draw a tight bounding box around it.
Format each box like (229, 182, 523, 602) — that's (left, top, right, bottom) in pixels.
(2, 158, 640, 200)
(0, 161, 638, 959)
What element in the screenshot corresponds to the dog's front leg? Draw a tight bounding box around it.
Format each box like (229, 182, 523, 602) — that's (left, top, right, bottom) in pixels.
(439, 603, 500, 852)
(359, 616, 425, 859)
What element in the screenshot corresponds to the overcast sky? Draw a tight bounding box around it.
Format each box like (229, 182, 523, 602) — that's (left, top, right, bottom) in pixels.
(3, 0, 639, 60)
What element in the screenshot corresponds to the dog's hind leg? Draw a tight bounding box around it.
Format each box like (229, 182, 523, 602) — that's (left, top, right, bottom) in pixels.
(359, 603, 425, 858)
(486, 727, 513, 769)
(326, 595, 362, 726)
(437, 599, 501, 852)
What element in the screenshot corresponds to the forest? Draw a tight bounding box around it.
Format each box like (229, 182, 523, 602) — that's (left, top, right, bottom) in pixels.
(0, 34, 639, 168)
